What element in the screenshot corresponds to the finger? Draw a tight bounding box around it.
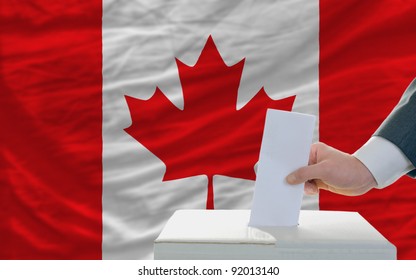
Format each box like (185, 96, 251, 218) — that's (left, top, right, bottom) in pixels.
(304, 181, 319, 195)
(308, 143, 319, 165)
(286, 163, 327, 185)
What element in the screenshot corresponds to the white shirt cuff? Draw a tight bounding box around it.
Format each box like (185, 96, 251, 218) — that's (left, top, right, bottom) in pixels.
(353, 136, 415, 189)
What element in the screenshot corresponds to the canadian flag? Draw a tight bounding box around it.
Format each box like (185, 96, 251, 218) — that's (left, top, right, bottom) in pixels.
(1, 0, 416, 260)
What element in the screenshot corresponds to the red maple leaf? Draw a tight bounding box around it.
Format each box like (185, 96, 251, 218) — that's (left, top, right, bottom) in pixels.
(125, 36, 295, 209)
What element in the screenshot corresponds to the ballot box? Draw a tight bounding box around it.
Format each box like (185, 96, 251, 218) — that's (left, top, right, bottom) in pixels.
(154, 209, 396, 260)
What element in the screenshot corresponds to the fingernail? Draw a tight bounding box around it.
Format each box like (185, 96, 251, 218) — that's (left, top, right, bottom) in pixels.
(286, 174, 296, 184)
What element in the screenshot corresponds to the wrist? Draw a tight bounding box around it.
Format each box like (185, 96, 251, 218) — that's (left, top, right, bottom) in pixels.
(352, 155, 377, 191)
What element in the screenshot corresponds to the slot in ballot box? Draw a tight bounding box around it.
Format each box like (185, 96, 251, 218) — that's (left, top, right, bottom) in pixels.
(154, 210, 396, 260)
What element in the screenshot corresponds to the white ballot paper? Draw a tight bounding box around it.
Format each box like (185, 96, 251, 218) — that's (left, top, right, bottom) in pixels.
(249, 109, 315, 227)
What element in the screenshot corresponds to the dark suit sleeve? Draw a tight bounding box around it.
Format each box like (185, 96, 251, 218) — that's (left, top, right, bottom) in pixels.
(374, 78, 416, 178)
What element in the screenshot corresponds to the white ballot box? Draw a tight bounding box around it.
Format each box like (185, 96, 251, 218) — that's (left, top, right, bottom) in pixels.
(154, 210, 396, 260)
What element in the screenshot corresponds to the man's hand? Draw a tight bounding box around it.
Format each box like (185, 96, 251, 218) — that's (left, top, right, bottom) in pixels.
(286, 142, 377, 196)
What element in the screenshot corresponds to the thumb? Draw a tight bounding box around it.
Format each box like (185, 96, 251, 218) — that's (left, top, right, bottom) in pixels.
(286, 163, 325, 185)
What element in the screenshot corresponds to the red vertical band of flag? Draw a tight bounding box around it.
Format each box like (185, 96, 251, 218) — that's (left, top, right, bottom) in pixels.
(0, 2, 102, 259)
(319, 0, 416, 259)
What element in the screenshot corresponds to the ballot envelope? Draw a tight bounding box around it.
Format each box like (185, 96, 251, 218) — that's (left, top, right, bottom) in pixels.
(154, 209, 396, 260)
